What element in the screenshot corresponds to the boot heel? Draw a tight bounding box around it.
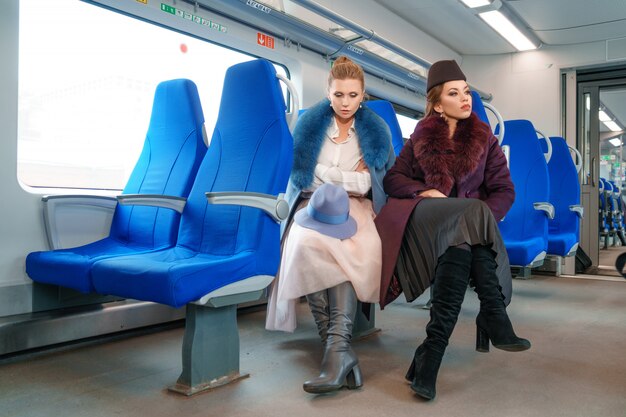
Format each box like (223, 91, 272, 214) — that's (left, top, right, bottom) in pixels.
(476, 325, 490, 352)
(405, 357, 415, 382)
(346, 365, 363, 389)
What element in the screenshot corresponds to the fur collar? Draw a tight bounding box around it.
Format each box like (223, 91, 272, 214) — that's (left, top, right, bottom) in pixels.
(413, 112, 491, 196)
(291, 99, 391, 190)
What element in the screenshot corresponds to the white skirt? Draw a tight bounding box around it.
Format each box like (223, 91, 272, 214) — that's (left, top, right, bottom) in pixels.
(266, 197, 382, 332)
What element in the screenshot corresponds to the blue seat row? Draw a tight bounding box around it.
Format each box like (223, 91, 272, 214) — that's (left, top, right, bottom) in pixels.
(496, 119, 583, 269)
(27, 78, 208, 293)
(599, 177, 626, 248)
(474, 83, 584, 269)
(496, 120, 552, 267)
(91, 60, 292, 309)
(26, 59, 294, 395)
(546, 137, 583, 257)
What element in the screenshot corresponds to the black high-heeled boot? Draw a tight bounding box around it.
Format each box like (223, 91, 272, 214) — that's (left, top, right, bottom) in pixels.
(471, 245, 531, 353)
(303, 282, 363, 393)
(406, 246, 472, 400)
(306, 289, 330, 344)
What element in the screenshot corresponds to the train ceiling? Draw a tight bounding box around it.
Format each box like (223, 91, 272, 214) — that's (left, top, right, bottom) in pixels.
(374, 0, 626, 55)
(196, 0, 626, 137)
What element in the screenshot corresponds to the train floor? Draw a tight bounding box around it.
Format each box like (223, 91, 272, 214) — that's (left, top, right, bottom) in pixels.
(599, 245, 626, 276)
(1, 275, 625, 417)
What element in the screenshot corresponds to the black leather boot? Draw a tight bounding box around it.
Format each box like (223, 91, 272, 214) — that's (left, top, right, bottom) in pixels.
(406, 247, 472, 400)
(303, 282, 363, 393)
(471, 245, 531, 353)
(306, 289, 330, 344)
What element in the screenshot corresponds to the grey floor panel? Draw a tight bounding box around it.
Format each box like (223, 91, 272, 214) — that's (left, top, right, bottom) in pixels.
(1, 275, 625, 417)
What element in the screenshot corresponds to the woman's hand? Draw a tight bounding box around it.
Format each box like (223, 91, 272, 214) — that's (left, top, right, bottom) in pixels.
(355, 159, 369, 173)
(419, 189, 447, 198)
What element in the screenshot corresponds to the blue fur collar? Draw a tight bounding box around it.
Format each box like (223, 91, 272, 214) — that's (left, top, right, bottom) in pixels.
(291, 99, 391, 190)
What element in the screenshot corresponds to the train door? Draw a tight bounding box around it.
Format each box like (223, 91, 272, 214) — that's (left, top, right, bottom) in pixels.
(578, 73, 626, 276)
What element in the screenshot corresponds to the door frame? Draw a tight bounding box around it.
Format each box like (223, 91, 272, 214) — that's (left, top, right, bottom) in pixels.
(577, 73, 626, 272)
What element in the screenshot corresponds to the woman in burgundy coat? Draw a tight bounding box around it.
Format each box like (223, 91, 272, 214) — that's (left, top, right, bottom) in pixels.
(374, 60, 530, 400)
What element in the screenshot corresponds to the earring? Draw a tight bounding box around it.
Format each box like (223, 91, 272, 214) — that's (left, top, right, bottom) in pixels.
(359, 103, 363, 108)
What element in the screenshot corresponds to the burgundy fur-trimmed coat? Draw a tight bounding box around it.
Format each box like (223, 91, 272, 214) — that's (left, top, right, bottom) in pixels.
(374, 113, 514, 309)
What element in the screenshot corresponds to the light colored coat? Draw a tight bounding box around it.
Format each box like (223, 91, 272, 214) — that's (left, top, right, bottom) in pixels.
(281, 98, 395, 237)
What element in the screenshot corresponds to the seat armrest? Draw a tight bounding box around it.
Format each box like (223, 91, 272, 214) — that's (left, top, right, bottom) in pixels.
(205, 192, 289, 222)
(42, 195, 118, 250)
(193, 275, 275, 307)
(569, 205, 584, 219)
(533, 202, 555, 219)
(117, 194, 187, 213)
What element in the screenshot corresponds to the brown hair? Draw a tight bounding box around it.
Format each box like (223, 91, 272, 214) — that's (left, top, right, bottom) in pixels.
(424, 84, 444, 117)
(328, 56, 365, 90)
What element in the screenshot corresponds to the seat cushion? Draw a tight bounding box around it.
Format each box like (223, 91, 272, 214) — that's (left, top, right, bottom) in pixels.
(25, 238, 164, 293)
(547, 233, 578, 257)
(91, 246, 275, 308)
(504, 236, 546, 267)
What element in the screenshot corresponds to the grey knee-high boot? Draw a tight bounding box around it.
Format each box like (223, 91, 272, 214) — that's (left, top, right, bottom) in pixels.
(303, 281, 363, 393)
(471, 245, 531, 352)
(306, 289, 330, 344)
(406, 247, 472, 400)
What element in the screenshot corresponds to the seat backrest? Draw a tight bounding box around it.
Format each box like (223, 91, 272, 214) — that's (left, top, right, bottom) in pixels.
(546, 136, 580, 236)
(599, 177, 607, 212)
(609, 180, 619, 208)
(471, 90, 489, 126)
(364, 100, 404, 156)
(497, 120, 550, 244)
(177, 60, 292, 264)
(109, 79, 207, 248)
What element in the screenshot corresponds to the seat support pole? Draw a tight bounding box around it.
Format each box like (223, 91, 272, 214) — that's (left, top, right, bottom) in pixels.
(352, 301, 380, 340)
(169, 303, 249, 396)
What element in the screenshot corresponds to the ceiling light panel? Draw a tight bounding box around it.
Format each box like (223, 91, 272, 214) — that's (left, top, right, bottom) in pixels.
(599, 110, 612, 122)
(479, 10, 537, 51)
(604, 120, 623, 132)
(459, 0, 491, 8)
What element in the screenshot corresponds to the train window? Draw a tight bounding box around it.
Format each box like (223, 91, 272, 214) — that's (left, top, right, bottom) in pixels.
(396, 114, 419, 140)
(18, 0, 287, 191)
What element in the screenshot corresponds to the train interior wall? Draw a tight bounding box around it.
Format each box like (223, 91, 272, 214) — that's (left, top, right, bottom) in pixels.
(0, 0, 624, 343)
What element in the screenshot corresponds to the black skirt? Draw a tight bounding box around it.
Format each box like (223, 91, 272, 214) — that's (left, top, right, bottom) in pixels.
(395, 198, 512, 304)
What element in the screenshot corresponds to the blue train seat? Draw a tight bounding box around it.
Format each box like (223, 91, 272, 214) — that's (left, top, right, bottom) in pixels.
(496, 120, 553, 268)
(364, 100, 404, 156)
(471, 90, 489, 125)
(599, 178, 610, 247)
(471, 91, 506, 149)
(545, 137, 583, 256)
(26, 79, 208, 293)
(607, 180, 626, 246)
(90, 59, 293, 394)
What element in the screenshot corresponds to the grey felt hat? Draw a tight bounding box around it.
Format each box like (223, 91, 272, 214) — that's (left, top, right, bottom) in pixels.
(294, 183, 357, 240)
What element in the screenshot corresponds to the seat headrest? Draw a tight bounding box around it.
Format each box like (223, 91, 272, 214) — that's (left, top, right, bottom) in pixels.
(217, 59, 285, 126)
(364, 100, 404, 156)
(150, 79, 205, 132)
(471, 91, 489, 126)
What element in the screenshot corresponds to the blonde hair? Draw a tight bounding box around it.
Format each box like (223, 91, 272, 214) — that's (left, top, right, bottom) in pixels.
(328, 56, 365, 90)
(424, 84, 444, 117)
